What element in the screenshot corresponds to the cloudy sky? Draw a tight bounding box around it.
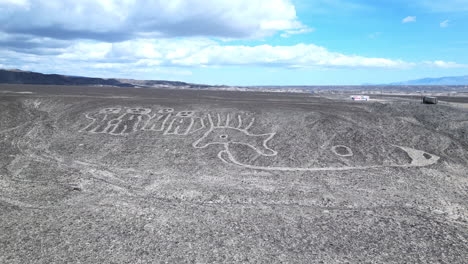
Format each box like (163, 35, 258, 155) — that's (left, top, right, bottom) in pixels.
(1, 0, 467, 85)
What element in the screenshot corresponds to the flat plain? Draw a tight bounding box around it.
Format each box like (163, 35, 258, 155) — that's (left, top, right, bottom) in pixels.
(0, 84, 467, 263)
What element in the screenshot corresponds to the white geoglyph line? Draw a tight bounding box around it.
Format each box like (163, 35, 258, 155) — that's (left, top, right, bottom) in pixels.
(193, 129, 278, 156)
(225, 114, 230, 127)
(218, 145, 440, 171)
(135, 115, 143, 132)
(216, 113, 222, 127)
(164, 117, 192, 135)
(237, 115, 242, 129)
(181, 118, 194, 135)
(107, 114, 126, 135)
(173, 121, 182, 135)
(220, 148, 378, 171)
(79, 113, 96, 132)
(245, 117, 255, 130)
(192, 113, 440, 171)
(192, 113, 278, 157)
(89, 114, 109, 133)
(207, 113, 214, 127)
(149, 114, 170, 132)
(80, 109, 440, 172)
(83, 108, 206, 136)
(163, 118, 176, 135)
(90, 114, 108, 133)
(331, 145, 353, 157)
(188, 117, 205, 134)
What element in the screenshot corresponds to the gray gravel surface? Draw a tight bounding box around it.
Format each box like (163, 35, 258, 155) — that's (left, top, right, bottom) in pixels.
(0, 85, 467, 263)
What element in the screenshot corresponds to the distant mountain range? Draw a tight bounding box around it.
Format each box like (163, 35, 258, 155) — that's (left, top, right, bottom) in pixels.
(0, 69, 212, 88)
(389, 75, 468, 85)
(1, 69, 467, 93)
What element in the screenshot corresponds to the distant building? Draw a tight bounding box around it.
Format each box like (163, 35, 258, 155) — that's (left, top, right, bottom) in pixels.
(351, 95, 369, 101)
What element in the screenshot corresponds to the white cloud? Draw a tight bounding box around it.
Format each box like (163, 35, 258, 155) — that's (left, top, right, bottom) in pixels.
(1, 38, 465, 81)
(4, 37, 465, 71)
(164, 43, 412, 68)
(440, 20, 450, 28)
(280, 27, 315, 38)
(0, 0, 29, 7)
(402, 16, 416, 23)
(424, 60, 468, 68)
(2, 38, 412, 69)
(0, 0, 304, 40)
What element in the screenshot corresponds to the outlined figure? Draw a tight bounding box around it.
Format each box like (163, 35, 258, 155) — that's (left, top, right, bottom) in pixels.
(192, 113, 277, 156)
(82, 107, 152, 135)
(164, 111, 205, 136)
(193, 114, 440, 172)
(216, 145, 440, 172)
(109, 108, 152, 135)
(178, 111, 194, 118)
(142, 108, 174, 132)
(81, 107, 123, 133)
(82, 109, 441, 171)
(331, 145, 353, 157)
(83, 107, 206, 136)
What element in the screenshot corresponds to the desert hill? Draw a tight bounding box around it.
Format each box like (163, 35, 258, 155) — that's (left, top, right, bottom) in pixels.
(0, 84, 467, 263)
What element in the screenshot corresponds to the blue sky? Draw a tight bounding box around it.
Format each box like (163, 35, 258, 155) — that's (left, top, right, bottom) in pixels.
(0, 0, 467, 85)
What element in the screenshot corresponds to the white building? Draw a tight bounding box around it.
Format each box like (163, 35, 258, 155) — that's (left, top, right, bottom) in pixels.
(351, 95, 369, 101)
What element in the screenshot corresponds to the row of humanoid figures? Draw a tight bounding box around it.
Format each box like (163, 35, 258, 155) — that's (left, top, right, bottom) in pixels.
(81, 107, 205, 136)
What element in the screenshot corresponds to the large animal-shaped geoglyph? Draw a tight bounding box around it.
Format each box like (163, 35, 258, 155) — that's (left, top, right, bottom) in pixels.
(192, 114, 277, 157)
(192, 114, 440, 171)
(81, 107, 440, 171)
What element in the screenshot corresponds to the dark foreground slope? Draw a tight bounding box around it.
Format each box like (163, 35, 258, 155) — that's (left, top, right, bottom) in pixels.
(0, 84, 467, 263)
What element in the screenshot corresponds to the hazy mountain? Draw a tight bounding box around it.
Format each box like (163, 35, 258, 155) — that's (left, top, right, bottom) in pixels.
(390, 75, 468, 85)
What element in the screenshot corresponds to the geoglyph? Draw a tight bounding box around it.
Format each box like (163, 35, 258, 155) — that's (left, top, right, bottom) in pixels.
(81, 107, 440, 171)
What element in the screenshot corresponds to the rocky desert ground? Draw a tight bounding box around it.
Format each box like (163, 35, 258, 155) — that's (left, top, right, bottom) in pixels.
(0, 84, 467, 263)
